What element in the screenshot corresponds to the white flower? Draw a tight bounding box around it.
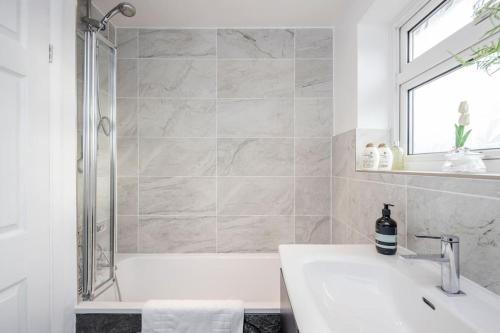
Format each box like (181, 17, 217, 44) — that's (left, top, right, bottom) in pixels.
(458, 112, 470, 126)
(458, 101, 469, 114)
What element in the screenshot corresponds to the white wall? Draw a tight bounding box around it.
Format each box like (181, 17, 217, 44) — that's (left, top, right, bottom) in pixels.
(334, 0, 413, 135)
(93, 0, 347, 27)
(333, 0, 374, 135)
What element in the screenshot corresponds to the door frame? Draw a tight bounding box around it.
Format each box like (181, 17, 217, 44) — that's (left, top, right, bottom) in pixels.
(48, 0, 78, 332)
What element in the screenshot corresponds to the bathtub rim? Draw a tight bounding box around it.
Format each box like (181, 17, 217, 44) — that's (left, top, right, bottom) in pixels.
(114, 252, 281, 262)
(75, 301, 280, 314)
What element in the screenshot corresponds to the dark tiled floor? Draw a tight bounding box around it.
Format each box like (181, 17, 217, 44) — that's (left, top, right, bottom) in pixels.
(76, 313, 280, 333)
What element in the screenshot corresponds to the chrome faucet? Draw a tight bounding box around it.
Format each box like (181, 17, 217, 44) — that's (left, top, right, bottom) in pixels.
(400, 235, 463, 295)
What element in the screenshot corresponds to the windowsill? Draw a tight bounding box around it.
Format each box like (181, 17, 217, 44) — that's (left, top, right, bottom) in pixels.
(355, 168, 500, 180)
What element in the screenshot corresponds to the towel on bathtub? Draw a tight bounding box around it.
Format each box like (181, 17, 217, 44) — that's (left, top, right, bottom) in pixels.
(142, 300, 244, 333)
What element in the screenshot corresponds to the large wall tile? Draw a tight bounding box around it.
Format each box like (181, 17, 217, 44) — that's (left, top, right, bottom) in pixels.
(139, 59, 216, 98)
(117, 216, 138, 253)
(218, 60, 293, 98)
(332, 177, 350, 224)
(218, 216, 293, 252)
(295, 177, 331, 215)
(139, 29, 216, 58)
(407, 175, 500, 199)
(332, 218, 349, 244)
(117, 177, 138, 215)
(218, 138, 293, 176)
(295, 216, 330, 244)
(295, 98, 333, 137)
(139, 216, 216, 253)
(217, 99, 293, 137)
(139, 177, 216, 216)
(347, 226, 372, 244)
(295, 29, 333, 59)
(349, 180, 406, 246)
(139, 99, 216, 138)
(117, 98, 137, 137)
(218, 177, 293, 215)
(117, 59, 137, 98)
(117, 137, 138, 176)
(113, 28, 336, 254)
(139, 138, 216, 176)
(217, 29, 294, 59)
(295, 138, 331, 177)
(407, 188, 500, 294)
(354, 170, 406, 186)
(332, 129, 356, 177)
(295, 59, 333, 97)
(117, 29, 138, 59)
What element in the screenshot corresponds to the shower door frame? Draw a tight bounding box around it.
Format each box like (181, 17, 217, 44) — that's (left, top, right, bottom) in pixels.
(81, 30, 117, 301)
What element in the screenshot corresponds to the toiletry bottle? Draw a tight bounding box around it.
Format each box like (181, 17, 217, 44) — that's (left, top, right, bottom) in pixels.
(362, 143, 380, 170)
(375, 203, 397, 255)
(378, 143, 393, 171)
(391, 141, 405, 170)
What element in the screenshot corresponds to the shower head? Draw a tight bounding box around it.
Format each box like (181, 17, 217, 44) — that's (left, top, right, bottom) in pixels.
(98, 2, 136, 31)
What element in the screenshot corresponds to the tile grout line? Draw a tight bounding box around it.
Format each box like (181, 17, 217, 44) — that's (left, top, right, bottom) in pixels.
(117, 136, 334, 139)
(405, 177, 408, 248)
(330, 27, 334, 245)
(135, 30, 141, 253)
(116, 57, 334, 61)
(215, 29, 219, 253)
(116, 96, 333, 101)
(292, 29, 296, 244)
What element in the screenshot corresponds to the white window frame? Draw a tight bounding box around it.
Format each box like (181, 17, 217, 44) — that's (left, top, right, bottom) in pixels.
(394, 0, 500, 169)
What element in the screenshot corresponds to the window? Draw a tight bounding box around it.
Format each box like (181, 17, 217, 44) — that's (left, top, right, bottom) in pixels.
(409, 0, 477, 61)
(409, 65, 500, 154)
(398, 0, 500, 156)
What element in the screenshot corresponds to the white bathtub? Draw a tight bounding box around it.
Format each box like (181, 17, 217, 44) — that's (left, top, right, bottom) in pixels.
(76, 253, 281, 314)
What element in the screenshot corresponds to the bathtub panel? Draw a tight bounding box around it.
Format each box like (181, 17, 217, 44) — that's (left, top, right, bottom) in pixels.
(113, 254, 280, 307)
(76, 313, 281, 333)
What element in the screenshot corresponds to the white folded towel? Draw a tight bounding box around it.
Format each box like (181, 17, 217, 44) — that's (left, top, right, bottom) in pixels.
(142, 300, 244, 333)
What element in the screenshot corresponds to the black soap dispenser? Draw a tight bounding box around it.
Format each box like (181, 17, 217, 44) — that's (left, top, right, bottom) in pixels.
(375, 203, 397, 255)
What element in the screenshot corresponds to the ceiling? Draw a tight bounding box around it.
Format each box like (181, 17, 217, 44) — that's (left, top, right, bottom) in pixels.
(92, 0, 349, 27)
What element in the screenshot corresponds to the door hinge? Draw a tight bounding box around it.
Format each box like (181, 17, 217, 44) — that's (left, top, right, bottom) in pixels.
(49, 44, 54, 63)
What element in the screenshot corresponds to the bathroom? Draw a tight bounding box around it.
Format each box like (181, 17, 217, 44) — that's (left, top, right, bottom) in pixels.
(1, 0, 499, 332)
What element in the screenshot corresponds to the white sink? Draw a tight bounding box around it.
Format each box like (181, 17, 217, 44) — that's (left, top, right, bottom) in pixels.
(279, 245, 500, 333)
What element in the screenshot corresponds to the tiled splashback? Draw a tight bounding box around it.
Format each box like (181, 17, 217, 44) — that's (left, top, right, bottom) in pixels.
(116, 28, 334, 253)
(332, 129, 500, 295)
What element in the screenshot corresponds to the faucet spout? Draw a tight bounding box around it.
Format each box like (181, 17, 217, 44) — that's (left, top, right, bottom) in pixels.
(400, 234, 462, 295)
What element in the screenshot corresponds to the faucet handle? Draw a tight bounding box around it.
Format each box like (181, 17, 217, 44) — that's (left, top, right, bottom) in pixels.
(415, 234, 459, 243)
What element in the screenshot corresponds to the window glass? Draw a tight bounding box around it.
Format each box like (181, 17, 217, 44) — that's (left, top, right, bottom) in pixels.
(410, 65, 500, 154)
(409, 0, 477, 61)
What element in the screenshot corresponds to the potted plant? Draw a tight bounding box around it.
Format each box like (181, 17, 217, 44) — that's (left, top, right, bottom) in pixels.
(442, 101, 487, 172)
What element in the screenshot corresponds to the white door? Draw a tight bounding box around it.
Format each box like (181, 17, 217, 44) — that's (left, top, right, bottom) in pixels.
(0, 0, 51, 332)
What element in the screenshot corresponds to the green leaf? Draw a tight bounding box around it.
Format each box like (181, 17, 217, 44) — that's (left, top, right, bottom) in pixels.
(461, 129, 472, 147)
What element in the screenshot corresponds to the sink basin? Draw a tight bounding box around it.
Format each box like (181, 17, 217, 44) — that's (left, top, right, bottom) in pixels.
(280, 245, 500, 333)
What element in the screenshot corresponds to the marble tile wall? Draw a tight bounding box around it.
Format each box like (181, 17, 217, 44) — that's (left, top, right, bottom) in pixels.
(116, 28, 334, 253)
(331, 129, 500, 295)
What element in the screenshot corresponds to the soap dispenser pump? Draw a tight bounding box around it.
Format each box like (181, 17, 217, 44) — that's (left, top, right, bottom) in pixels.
(375, 203, 397, 255)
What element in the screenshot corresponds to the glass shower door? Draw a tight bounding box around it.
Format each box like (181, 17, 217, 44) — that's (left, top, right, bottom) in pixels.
(78, 31, 117, 300)
(94, 38, 116, 290)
